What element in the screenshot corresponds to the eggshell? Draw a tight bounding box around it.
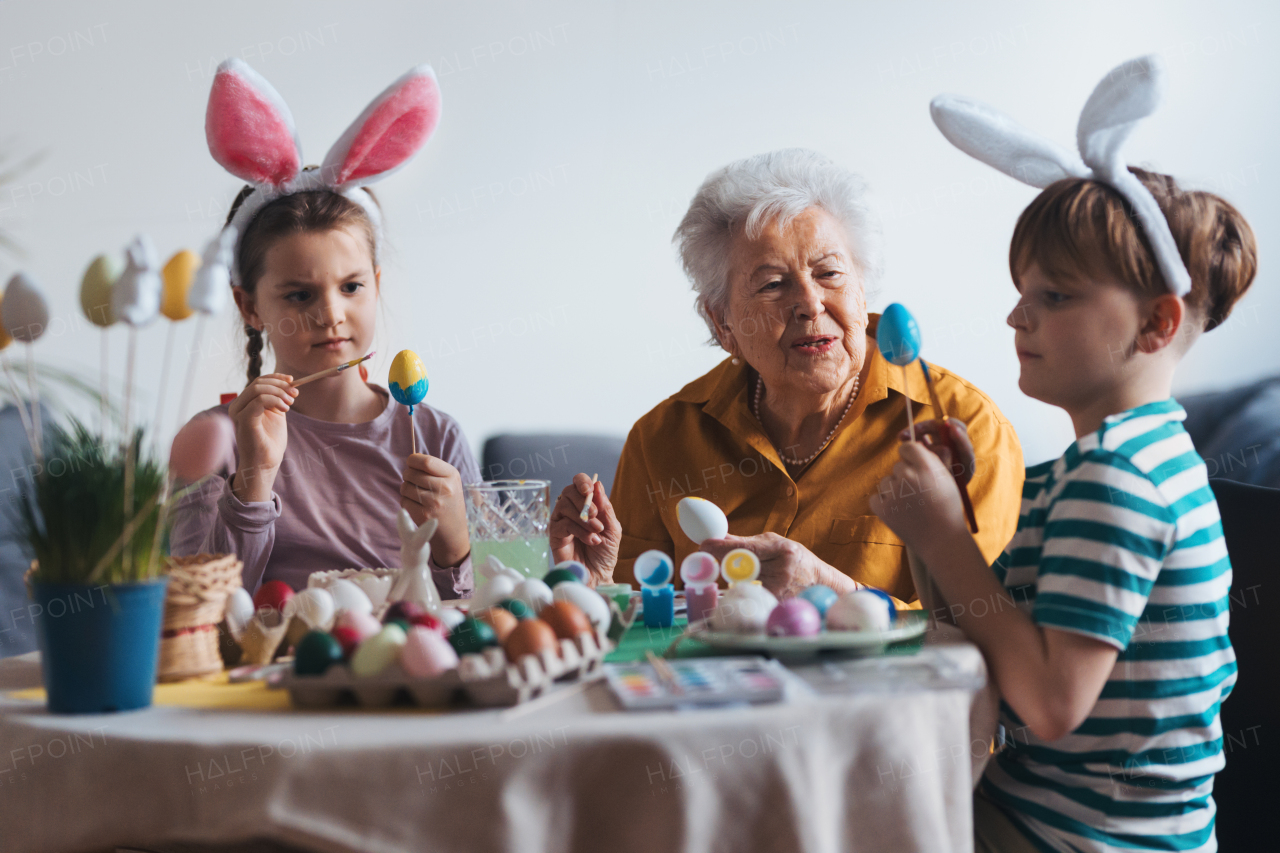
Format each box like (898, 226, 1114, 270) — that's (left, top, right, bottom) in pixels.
(388, 349, 428, 407)
(224, 588, 255, 637)
(161, 249, 199, 320)
(448, 616, 497, 655)
(709, 584, 778, 634)
(112, 235, 162, 327)
(538, 600, 592, 640)
(677, 496, 728, 544)
(3, 273, 49, 342)
(334, 609, 382, 641)
(555, 560, 589, 582)
(876, 302, 921, 366)
(288, 588, 335, 630)
(329, 625, 362, 658)
(798, 584, 839, 617)
(350, 624, 407, 677)
(552, 582, 610, 631)
(253, 580, 294, 614)
(471, 574, 517, 611)
(80, 254, 122, 327)
(188, 228, 233, 315)
(503, 619, 558, 662)
(766, 598, 822, 637)
(478, 606, 519, 643)
(826, 590, 892, 632)
(438, 607, 466, 630)
(328, 579, 373, 616)
(169, 413, 234, 484)
(294, 631, 344, 675)
(540, 568, 579, 589)
(401, 626, 459, 677)
(512, 578, 553, 613)
(634, 550, 674, 588)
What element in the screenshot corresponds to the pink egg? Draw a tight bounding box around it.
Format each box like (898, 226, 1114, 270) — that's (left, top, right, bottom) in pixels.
(401, 626, 459, 678)
(765, 598, 822, 637)
(334, 609, 383, 641)
(170, 414, 234, 484)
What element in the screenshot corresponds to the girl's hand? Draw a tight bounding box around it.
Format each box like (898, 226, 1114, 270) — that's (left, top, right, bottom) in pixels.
(870, 441, 969, 559)
(699, 533, 854, 599)
(227, 373, 296, 502)
(401, 454, 470, 568)
(550, 473, 621, 585)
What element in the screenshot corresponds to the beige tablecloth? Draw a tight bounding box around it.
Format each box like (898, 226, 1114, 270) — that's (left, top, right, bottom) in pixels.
(0, 629, 996, 853)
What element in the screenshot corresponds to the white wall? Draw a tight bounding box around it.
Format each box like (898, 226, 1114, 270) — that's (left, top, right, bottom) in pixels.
(1, 0, 1275, 466)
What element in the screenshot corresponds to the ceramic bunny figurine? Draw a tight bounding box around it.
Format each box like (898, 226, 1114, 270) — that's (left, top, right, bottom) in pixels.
(111, 235, 163, 327)
(387, 509, 442, 613)
(929, 54, 1191, 295)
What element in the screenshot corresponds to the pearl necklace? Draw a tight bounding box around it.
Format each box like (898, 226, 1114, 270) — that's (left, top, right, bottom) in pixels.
(752, 373, 860, 467)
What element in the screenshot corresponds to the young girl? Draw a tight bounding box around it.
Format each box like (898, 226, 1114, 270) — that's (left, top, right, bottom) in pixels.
(874, 59, 1256, 852)
(171, 60, 477, 600)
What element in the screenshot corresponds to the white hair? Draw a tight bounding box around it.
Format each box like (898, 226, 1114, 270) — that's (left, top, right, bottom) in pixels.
(674, 148, 884, 344)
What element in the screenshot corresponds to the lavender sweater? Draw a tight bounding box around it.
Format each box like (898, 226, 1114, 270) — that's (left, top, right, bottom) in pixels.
(170, 385, 478, 598)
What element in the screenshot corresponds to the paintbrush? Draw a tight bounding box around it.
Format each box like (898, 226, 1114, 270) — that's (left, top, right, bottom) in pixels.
(291, 352, 375, 387)
(579, 473, 599, 522)
(919, 360, 979, 533)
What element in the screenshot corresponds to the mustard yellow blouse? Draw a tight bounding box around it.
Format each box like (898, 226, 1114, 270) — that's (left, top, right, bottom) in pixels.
(610, 314, 1025, 603)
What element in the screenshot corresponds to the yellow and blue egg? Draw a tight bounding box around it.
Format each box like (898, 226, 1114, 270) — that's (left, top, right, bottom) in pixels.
(389, 350, 428, 409)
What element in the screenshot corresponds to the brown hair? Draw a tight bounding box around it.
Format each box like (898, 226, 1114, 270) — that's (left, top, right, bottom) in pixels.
(225, 179, 379, 381)
(1009, 167, 1257, 332)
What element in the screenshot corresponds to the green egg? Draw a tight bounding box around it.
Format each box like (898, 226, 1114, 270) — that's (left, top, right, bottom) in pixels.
(497, 598, 535, 620)
(294, 630, 344, 676)
(541, 569, 580, 588)
(448, 616, 497, 655)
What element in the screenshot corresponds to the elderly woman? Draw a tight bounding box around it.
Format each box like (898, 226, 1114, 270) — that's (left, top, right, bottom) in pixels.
(552, 149, 1023, 604)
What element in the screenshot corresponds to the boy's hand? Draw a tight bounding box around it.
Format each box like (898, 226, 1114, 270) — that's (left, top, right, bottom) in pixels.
(902, 418, 975, 486)
(870, 441, 969, 558)
(401, 454, 469, 568)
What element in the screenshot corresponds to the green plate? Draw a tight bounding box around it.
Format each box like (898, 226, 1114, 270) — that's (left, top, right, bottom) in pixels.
(693, 610, 927, 655)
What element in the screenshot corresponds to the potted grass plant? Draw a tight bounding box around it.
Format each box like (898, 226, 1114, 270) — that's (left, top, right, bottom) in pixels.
(20, 420, 171, 713)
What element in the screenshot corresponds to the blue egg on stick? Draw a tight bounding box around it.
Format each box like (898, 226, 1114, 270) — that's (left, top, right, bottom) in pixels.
(877, 303, 921, 366)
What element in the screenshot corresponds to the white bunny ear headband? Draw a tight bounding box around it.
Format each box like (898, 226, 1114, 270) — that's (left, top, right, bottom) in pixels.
(204, 58, 442, 285)
(930, 54, 1191, 296)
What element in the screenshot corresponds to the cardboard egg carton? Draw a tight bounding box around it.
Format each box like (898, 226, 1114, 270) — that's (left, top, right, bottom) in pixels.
(272, 626, 612, 709)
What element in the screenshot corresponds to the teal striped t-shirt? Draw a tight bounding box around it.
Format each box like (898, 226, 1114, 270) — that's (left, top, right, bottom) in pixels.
(982, 399, 1236, 852)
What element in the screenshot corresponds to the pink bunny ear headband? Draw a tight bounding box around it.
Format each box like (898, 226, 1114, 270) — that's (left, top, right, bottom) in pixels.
(930, 54, 1192, 296)
(204, 58, 442, 286)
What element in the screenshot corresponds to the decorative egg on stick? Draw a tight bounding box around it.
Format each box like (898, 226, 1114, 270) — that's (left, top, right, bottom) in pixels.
(152, 249, 200, 449)
(2, 272, 50, 466)
(174, 228, 235, 438)
(876, 302, 922, 441)
(111, 235, 163, 444)
(388, 349, 429, 455)
(80, 254, 123, 434)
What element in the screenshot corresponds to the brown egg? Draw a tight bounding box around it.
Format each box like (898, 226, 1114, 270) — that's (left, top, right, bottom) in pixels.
(503, 619, 559, 662)
(479, 607, 519, 643)
(539, 600, 593, 640)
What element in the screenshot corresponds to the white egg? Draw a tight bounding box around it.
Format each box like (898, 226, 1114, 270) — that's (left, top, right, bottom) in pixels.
(677, 497, 729, 545)
(224, 588, 255, 638)
(513, 577, 553, 614)
(552, 583, 611, 631)
(288, 587, 335, 629)
(439, 607, 466, 630)
(826, 590, 892, 632)
(327, 578, 373, 616)
(471, 574, 518, 611)
(3, 273, 50, 343)
(709, 583, 778, 635)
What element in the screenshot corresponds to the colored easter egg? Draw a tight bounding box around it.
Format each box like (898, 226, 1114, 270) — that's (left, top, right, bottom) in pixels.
(161, 249, 200, 321)
(552, 582, 610, 631)
(224, 588, 254, 637)
(498, 598, 536, 620)
(334, 609, 382, 641)
(112, 235, 162, 327)
(471, 573, 518, 611)
(350, 624, 407, 677)
(709, 584, 777, 634)
(538, 600, 593, 640)
(634, 550, 674, 588)
(328, 579, 373, 616)
(409, 610, 447, 635)
(294, 631, 344, 675)
(677, 497, 729, 544)
(401, 626, 459, 677)
(798, 584, 839, 617)
(876, 302, 921, 366)
(861, 587, 898, 623)
(826, 590, 893, 632)
(680, 552, 720, 588)
(330, 625, 362, 658)
(766, 598, 822, 637)
(555, 560, 589, 582)
(479, 606, 519, 643)
(448, 616, 497, 656)
(503, 619, 559, 662)
(253, 580, 294, 614)
(169, 413, 234, 484)
(384, 600, 429, 624)
(512, 578, 553, 614)
(438, 607, 466, 630)
(388, 349, 428, 406)
(721, 548, 761, 585)
(188, 228, 234, 315)
(2, 273, 49, 343)
(541, 568, 580, 589)
(80, 254, 122, 327)
(288, 588, 335, 630)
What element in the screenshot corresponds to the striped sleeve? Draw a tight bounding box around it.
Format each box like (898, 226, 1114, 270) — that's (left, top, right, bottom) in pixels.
(1032, 451, 1177, 651)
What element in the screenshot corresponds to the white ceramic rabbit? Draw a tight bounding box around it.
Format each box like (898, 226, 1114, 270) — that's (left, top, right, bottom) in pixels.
(111, 235, 163, 327)
(387, 509, 442, 613)
(929, 54, 1191, 296)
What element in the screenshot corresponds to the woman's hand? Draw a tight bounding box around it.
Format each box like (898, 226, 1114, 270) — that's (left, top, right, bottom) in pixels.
(401, 454, 470, 568)
(870, 441, 969, 561)
(550, 473, 621, 585)
(227, 373, 296, 502)
(699, 533, 855, 599)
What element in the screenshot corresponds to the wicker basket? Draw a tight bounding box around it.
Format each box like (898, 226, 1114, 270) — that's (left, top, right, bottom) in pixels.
(157, 553, 243, 682)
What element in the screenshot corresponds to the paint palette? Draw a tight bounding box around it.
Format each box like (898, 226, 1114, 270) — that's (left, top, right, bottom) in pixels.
(603, 656, 787, 710)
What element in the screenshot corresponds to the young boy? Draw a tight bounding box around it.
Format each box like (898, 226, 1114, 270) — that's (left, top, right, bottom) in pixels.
(871, 168, 1256, 852)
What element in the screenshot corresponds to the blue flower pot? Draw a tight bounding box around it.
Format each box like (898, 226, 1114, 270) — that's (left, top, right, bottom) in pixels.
(32, 578, 169, 714)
